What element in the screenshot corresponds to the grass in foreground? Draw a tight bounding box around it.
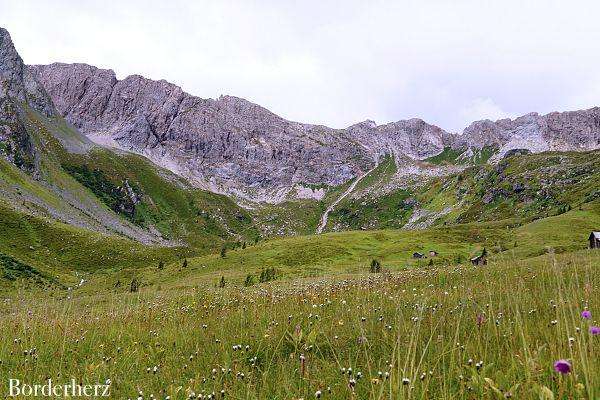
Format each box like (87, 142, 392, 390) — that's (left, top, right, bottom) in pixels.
(0, 250, 598, 399)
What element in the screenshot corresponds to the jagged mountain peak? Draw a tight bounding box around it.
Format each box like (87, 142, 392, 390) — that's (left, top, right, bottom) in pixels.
(460, 107, 600, 157)
(348, 119, 377, 130)
(30, 57, 600, 201)
(3, 20, 593, 202)
(378, 118, 446, 135)
(1, 27, 58, 172)
(0, 28, 54, 117)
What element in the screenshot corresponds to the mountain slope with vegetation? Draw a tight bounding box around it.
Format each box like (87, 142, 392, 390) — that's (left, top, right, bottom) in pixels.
(31, 58, 600, 203)
(0, 28, 263, 287)
(1, 25, 600, 293)
(321, 149, 600, 233)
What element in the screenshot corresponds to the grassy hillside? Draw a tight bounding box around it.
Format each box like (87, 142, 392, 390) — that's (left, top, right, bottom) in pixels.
(512, 202, 600, 258)
(2, 247, 598, 399)
(2, 179, 597, 292)
(0, 199, 188, 290)
(449, 150, 600, 223)
(0, 104, 266, 288)
(251, 178, 358, 237)
(106, 202, 598, 292)
(326, 156, 414, 231)
(323, 150, 600, 233)
(59, 148, 259, 249)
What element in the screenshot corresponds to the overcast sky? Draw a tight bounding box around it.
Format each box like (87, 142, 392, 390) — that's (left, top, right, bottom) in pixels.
(2, 1, 600, 132)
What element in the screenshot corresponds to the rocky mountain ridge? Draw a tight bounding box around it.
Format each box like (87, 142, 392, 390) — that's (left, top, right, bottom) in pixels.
(29, 62, 376, 202)
(457, 110, 600, 160)
(2, 25, 599, 203)
(31, 60, 600, 202)
(1, 26, 600, 247)
(0, 27, 55, 172)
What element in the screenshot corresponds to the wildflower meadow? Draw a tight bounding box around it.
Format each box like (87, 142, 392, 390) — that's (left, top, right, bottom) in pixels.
(0, 250, 598, 399)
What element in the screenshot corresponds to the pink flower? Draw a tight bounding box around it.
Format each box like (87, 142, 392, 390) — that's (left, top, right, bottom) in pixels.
(553, 359, 571, 374)
(476, 314, 485, 326)
(590, 326, 600, 336)
(581, 310, 592, 319)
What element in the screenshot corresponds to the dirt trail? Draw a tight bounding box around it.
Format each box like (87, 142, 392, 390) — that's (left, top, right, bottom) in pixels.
(316, 163, 378, 234)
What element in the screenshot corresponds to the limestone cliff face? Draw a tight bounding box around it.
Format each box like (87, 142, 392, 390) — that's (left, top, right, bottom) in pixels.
(0, 28, 54, 116)
(345, 118, 450, 161)
(28, 61, 600, 202)
(459, 110, 600, 158)
(30, 63, 378, 201)
(0, 28, 55, 171)
(30, 63, 458, 201)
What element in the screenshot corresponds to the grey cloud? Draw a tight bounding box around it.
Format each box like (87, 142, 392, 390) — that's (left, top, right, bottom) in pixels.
(2, 0, 600, 131)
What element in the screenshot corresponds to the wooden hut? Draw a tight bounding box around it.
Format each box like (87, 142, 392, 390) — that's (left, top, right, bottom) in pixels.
(470, 254, 487, 266)
(590, 232, 600, 249)
(471, 248, 488, 266)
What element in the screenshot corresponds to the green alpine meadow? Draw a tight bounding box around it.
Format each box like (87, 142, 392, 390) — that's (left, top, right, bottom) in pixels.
(1, 5, 600, 399)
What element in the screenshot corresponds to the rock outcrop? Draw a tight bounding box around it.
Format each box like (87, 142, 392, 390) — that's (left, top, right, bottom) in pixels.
(458, 110, 600, 158)
(31, 63, 385, 201)
(31, 62, 468, 201)
(0, 28, 55, 171)
(0, 28, 54, 116)
(28, 55, 600, 202)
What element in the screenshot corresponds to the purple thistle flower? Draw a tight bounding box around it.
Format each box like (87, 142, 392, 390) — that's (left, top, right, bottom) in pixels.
(476, 314, 485, 327)
(581, 310, 592, 319)
(590, 326, 600, 336)
(553, 359, 571, 374)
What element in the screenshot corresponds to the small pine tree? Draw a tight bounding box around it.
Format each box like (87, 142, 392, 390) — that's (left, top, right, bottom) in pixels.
(370, 259, 381, 273)
(258, 268, 277, 283)
(244, 274, 255, 287)
(220, 246, 227, 258)
(219, 276, 226, 288)
(130, 277, 140, 292)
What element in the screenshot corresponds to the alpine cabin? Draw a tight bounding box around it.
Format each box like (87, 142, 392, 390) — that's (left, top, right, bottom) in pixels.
(590, 232, 600, 249)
